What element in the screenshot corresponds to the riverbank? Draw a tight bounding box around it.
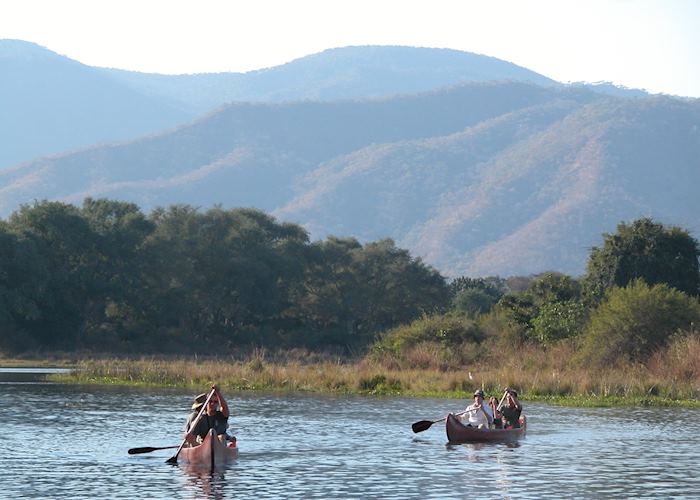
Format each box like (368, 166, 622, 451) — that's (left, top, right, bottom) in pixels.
(8, 353, 695, 408)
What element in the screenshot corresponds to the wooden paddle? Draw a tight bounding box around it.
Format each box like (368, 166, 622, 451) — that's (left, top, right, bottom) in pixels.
(166, 387, 217, 464)
(496, 389, 510, 412)
(128, 445, 179, 455)
(412, 411, 467, 433)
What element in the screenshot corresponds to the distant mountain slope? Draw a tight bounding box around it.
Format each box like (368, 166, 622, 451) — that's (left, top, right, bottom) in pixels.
(3, 80, 696, 277)
(277, 96, 700, 276)
(0, 39, 194, 169)
(0, 40, 646, 172)
(102, 45, 558, 112)
(0, 82, 569, 213)
(1, 40, 691, 278)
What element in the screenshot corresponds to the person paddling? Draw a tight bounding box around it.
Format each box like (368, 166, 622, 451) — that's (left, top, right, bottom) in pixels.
(500, 388, 523, 429)
(184, 385, 235, 446)
(461, 389, 494, 429)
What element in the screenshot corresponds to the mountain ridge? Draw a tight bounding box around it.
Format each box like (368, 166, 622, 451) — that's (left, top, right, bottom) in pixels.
(1, 40, 695, 278)
(1, 39, 647, 170)
(3, 79, 696, 277)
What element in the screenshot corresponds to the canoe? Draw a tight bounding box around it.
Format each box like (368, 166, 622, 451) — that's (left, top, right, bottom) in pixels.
(178, 429, 238, 467)
(445, 412, 526, 443)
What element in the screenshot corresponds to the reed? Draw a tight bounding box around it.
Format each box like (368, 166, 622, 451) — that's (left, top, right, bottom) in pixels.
(46, 340, 700, 407)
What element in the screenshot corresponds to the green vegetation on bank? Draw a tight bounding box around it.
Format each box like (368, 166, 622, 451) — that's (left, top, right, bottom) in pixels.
(1, 201, 700, 407)
(0, 199, 447, 353)
(44, 342, 700, 407)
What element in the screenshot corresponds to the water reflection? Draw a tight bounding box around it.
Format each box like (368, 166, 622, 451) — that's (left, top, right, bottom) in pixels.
(447, 441, 487, 452)
(181, 467, 229, 500)
(446, 441, 521, 452)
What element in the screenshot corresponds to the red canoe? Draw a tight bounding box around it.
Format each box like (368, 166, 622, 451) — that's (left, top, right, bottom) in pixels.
(445, 412, 526, 443)
(178, 429, 239, 466)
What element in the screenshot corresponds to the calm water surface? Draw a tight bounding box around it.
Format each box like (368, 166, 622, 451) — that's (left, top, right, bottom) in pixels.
(1, 377, 699, 499)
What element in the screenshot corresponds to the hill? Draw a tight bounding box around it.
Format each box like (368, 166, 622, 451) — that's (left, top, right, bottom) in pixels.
(3, 79, 696, 277)
(2, 40, 640, 170)
(277, 95, 700, 276)
(101, 45, 558, 112)
(0, 39, 194, 169)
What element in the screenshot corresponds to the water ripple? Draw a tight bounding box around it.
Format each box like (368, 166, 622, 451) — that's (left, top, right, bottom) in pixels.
(1, 385, 698, 498)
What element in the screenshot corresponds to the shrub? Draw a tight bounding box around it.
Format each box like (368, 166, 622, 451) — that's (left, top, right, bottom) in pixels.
(532, 300, 587, 346)
(579, 280, 700, 366)
(372, 312, 484, 356)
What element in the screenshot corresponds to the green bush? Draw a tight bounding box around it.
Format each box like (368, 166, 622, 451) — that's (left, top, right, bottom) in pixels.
(579, 280, 700, 366)
(532, 300, 587, 346)
(372, 312, 484, 356)
(452, 288, 499, 317)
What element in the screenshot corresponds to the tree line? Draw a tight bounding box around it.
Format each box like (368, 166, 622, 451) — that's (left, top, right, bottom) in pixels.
(0, 199, 448, 353)
(1, 199, 699, 365)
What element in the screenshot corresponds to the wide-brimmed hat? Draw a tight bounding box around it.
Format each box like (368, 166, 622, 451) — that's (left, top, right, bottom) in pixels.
(191, 392, 207, 410)
(473, 389, 485, 398)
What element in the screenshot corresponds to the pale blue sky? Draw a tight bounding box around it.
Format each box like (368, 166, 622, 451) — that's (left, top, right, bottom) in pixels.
(1, 0, 698, 97)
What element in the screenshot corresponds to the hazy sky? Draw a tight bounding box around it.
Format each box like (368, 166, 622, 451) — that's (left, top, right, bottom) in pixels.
(1, 0, 698, 97)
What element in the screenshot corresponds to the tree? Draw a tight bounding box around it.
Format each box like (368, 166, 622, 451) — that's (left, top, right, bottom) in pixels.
(494, 272, 583, 345)
(7, 201, 102, 348)
(0, 223, 46, 350)
(493, 293, 537, 344)
(295, 236, 364, 344)
(141, 205, 309, 347)
(0, 199, 450, 353)
(453, 288, 499, 317)
(298, 238, 449, 348)
(450, 276, 504, 317)
(449, 276, 506, 297)
(349, 239, 449, 340)
(527, 272, 581, 305)
(583, 218, 700, 300)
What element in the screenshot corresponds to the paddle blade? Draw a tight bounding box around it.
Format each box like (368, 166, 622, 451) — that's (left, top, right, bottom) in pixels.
(128, 447, 157, 455)
(128, 445, 178, 455)
(165, 455, 178, 464)
(411, 420, 434, 433)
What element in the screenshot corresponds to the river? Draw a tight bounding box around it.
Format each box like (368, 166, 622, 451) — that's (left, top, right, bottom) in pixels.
(1, 371, 698, 499)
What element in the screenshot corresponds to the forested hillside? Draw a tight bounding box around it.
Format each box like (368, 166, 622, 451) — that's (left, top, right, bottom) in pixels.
(0, 41, 557, 169)
(279, 96, 700, 276)
(2, 40, 695, 278)
(3, 79, 698, 276)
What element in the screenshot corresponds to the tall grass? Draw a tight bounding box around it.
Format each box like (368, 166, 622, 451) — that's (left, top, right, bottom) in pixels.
(47, 334, 700, 406)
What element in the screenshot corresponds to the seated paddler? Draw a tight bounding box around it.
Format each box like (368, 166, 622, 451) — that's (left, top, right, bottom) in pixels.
(184, 385, 235, 445)
(500, 388, 522, 429)
(461, 389, 494, 429)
